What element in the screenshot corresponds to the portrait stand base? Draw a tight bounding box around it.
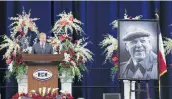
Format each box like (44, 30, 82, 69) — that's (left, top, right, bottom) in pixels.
(123, 80, 136, 99)
(129, 80, 151, 99)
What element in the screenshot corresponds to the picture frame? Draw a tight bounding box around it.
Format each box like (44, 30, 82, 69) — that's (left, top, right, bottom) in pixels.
(118, 19, 159, 80)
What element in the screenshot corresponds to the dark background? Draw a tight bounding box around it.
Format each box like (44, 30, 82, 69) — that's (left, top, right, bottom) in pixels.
(0, 1, 172, 99)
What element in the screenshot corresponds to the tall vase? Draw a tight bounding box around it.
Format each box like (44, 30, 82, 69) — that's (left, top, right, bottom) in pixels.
(17, 74, 28, 94)
(59, 71, 74, 94)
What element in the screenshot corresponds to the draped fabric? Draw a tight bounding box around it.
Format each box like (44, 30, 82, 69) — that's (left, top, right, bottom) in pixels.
(0, 1, 172, 99)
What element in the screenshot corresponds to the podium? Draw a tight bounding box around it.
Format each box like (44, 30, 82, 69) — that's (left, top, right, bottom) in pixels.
(22, 54, 64, 93)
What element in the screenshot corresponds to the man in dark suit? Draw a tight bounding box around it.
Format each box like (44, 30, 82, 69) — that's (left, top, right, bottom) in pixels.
(32, 32, 53, 54)
(120, 27, 158, 79)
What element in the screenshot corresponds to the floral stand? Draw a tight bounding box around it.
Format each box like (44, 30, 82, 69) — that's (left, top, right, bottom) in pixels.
(59, 72, 74, 95)
(17, 74, 28, 94)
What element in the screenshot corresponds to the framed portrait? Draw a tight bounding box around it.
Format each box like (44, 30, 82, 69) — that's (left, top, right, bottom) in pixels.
(118, 19, 159, 80)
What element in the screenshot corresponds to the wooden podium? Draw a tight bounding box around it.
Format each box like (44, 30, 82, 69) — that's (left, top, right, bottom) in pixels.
(22, 54, 64, 93)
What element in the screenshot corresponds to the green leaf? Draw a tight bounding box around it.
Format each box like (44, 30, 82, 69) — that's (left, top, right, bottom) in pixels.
(79, 64, 88, 72)
(4, 71, 13, 81)
(111, 66, 118, 72)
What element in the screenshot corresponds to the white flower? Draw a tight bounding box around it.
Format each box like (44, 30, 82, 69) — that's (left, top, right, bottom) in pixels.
(52, 88, 59, 93)
(8, 61, 13, 72)
(23, 46, 32, 53)
(64, 53, 71, 62)
(60, 90, 68, 94)
(99, 34, 118, 64)
(42, 87, 46, 96)
(0, 35, 20, 59)
(28, 47, 32, 53)
(53, 52, 58, 54)
(47, 87, 51, 94)
(72, 38, 93, 63)
(49, 37, 63, 52)
(133, 15, 143, 19)
(31, 90, 36, 93)
(38, 88, 42, 95)
(19, 88, 25, 95)
(163, 37, 172, 55)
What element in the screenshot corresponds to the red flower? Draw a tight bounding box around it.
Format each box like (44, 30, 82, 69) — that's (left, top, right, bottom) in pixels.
(59, 36, 66, 41)
(74, 40, 78, 44)
(79, 56, 83, 59)
(12, 52, 16, 57)
(47, 93, 51, 96)
(58, 20, 69, 25)
(25, 93, 29, 97)
(56, 46, 59, 50)
(20, 48, 23, 52)
(18, 28, 22, 32)
(128, 16, 132, 19)
(65, 36, 69, 39)
(69, 48, 75, 56)
(69, 58, 73, 62)
(6, 58, 12, 64)
(11, 93, 20, 99)
(14, 56, 23, 64)
(70, 52, 75, 57)
(53, 93, 57, 97)
(19, 58, 23, 63)
(17, 35, 21, 39)
(64, 50, 69, 54)
(22, 20, 26, 25)
(66, 93, 74, 99)
(69, 16, 74, 22)
(20, 31, 25, 35)
(20, 93, 27, 96)
(114, 62, 119, 66)
(81, 61, 85, 64)
(31, 94, 37, 98)
(62, 96, 67, 99)
(112, 57, 118, 62)
(6, 56, 11, 59)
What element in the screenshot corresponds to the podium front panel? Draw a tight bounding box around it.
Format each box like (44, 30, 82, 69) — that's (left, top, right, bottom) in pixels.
(28, 66, 58, 94)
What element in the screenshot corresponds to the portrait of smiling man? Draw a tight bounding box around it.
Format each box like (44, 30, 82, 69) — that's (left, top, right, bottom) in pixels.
(119, 21, 158, 80)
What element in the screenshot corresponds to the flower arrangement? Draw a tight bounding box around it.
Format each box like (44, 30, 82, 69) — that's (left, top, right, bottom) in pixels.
(99, 34, 118, 80)
(0, 7, 39, 80)
(51, 11, 84, 37)
(99, 34, 118, 64)
(11, 87, 73, 99)
(9, 7, 40, 39)
(50, 11, 93, 80)
(99, 10, 142, 81)
(163, 37, 172, 55)
(110, 9, 143, 29)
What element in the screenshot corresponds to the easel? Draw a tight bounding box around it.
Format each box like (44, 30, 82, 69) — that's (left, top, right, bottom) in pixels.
(129, 79, 151, 99)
